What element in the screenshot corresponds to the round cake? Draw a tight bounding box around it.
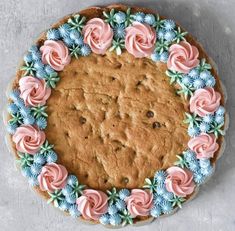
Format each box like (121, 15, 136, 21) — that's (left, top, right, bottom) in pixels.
(4, 4, 227, 227)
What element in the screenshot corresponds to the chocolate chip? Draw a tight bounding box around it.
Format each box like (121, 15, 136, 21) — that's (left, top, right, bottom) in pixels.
(79, 116, 86, 124)
(146, 110, 154, 118)
(152, 122, 161, 129)
(122, 177, 129, 184)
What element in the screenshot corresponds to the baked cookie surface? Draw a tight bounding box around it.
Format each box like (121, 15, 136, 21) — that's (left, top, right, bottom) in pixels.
(5, 4, 227, 227)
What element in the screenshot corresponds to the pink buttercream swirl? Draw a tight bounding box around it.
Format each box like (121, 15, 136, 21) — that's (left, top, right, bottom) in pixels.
(167, 41, 199, 74)
(165, 166, 195, 197)
(125, 22, 156, 58)
(82, 18, 113, 55)
(38, 163, 68, 192)
(19, 76, 51, 107)
(12, 125, 46, 155)
(76, 189, 108, 220)
(190, 87, 221, 117)
(188, 133, 219, 159)
(40, 40, 71, 71)
(125, 189, 153, 218)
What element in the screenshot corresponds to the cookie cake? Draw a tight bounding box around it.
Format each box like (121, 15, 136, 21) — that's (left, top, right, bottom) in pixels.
(4, 4, 228, 227)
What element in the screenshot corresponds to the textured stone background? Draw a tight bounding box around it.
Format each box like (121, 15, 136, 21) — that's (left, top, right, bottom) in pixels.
(0, 0, 235, 230)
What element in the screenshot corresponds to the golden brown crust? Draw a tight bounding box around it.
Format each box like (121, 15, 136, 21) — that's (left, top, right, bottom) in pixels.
(8, 5, 224, 218)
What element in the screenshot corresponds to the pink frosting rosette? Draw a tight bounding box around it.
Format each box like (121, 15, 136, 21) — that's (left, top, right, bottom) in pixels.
(165, 166, 195, 197)
(40, 40, 71, 71)
(125, 189, 153, 218)
(76, 189, 108, 220)
(19, 76, 51, 107)
(12, 125, 46, 155)
(188, 133, 219, 159)
(38, 163, 68, 192)
(190, 87, 221, 117)
(167, 41, 199, 74)
(82, 18, 113, 55)
(125, 22, 156, 58)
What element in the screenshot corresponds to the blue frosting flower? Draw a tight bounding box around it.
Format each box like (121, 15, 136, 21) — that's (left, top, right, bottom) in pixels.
(29, 45, 39, 53)
(58, 23, 71, 38)
(216, 106, 225, 115)
(188, 161, 200, 172)
(46, 150, 58, 163)
(30, 163, 42, 175)
(23, 115, 35, 125)
(199, 70, 211, 80)
(34, 61, 44, 70)
(36, 69, 47, 79)
(33, 153, 46, 165)
(108, 204, 118, 215)
(119, 189, 130, 200)
(163, 19, 175, 31)
(205, 76, 216, 87)
(134, 12, 145, 22)
(115, 199, 126, 211)
(163, 191, 174, 201)
(67, 175, 78, 186)
(69, 204, 81, 217)
(74, 37, 84, 46)
(151, 52, 160, 62)
(69, 30, 81, 41)
(156, 184, 167, 195)
(114, 11, 126, 24)
(109, 213, 122, 226)
(99, 214, 110, 225)
(201, 165, 214, 176)
(193, 171, 205, 184)
(20, 106, 31, 117)
(199, 122, 210, 133)
(14, 97, 25, 108)
(59, 200, 70, 211)
(24, 53, 33, 63)
(193, 78, 205, 89)
(113, 24, 126, 39)
(154, 194, 165, 205)
(150, 206, 162, 217)
(22, 166, 33, 178)
(181, 75, 193, 86)
(161, 201, 173, 214)
(144, 14, 156, 25)
(28, 175, 39, 186)
(164, 30, 176, 42)
(80, 44, 91, 56)
(9, 89, 20, 101)
(63, 37, 74, 47)
(183, 150, 196, 162)
(62, 184, 73, 196)
(160, 51, 169, 63)
(214, 114, 224, 124)
(66, 194, 77, 204)
(158, 28, 165, 39)
(203, 114, 214, 123)
(47, 29, 61, 40)
(154, 170, 167, 183)
(188, 125, 200, 137)
(45, 65, 55, 75)
(199, 159, 210, 169)
(7, 123, 18, 135)
(31, 51, 42, 61)
(188, 68, 199, 78)
(36, 117, 47, 130)
(8, 103, 18, 114)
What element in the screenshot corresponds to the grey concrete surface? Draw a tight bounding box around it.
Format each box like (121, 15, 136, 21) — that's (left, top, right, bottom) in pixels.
(0, 0, 235, 230)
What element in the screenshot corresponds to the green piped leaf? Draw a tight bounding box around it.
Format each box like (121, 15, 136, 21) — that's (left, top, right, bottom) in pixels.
(155, 39, 170, 54)
(183, 112, 202, 127)
(31, 105, 48, 119)
(173, 27, 188, 43)
(170, 195, 186, 208)
(107, 187, 119, 204)
(143, 178, 157, 193)
(20, 62, 36, 76)
(68, 14, 86, 32)
(109, 38, 125, 55)
(166, 70, 183, 84)
(174, 154, 189, 168)
(209, 122, 225, 138)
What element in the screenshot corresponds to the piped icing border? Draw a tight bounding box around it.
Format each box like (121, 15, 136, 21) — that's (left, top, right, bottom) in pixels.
(6, 7, 226, 227)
